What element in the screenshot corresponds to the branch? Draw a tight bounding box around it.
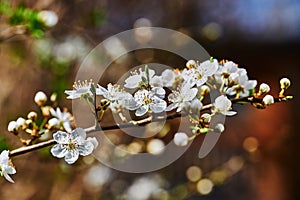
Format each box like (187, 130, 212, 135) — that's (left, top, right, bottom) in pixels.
(9, 96, 289, 157)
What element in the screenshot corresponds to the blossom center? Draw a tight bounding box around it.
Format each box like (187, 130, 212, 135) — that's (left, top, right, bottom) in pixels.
(67, 140, 77, 151)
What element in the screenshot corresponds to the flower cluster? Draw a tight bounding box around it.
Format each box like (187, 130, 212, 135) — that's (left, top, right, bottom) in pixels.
(2, 58, 292, 183)
(64, 58, 292, 148)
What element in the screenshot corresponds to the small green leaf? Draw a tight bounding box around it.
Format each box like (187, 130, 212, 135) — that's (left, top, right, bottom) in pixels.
(248, 88, 255, 96)
(141, 76, 147, 84)
(90, 83, 96, 94)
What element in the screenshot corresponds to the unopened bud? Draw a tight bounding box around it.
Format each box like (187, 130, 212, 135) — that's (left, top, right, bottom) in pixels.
(262, 94, 274, 106)
(48, 118, 59, 129)
(214, 123, 225, 133)
(16, 117, 26, 127)
(8, 121, 18, 132)
(200, 85, 210, 96)
(41, 106, 51, 117)
(27, 111, 38, 121)
(259, 83, 270, 94)
(34, 91, 47, 106)
(201, 113, 211, 124)
(174, 132, 189, 146)
(50, 93, 57, 102)
(280, 78, 291, 90)
(186, 60, 197, 69)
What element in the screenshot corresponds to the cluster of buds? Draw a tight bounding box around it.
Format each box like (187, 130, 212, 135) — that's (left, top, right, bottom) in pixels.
(7, 91, 74, 145)
(252, 78, 292, 108)
(7, 111, 39, 145)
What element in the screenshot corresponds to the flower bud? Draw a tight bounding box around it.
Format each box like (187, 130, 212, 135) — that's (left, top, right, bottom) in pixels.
(38, 10, 58, 27)
(262, 94, 274, 106)
(280, 78, 291, 90)
(186, 60, 197, 69)
(259, 83, 270, 94)
(201, 113, 211, 124)
(174, 132, 189, 146)
(34, 91, 47, 106)
(48, 118, 59, 129)
(214, 123, 225, 133)
(50, 93, 57, 102)
(41, 106, 51, 117)
(200, 85, 210, 96)
(25, 119, 33, 126)
(16, 117, 26, 128)
(8, 121, 18, 132)
(27, 111, 37, 121)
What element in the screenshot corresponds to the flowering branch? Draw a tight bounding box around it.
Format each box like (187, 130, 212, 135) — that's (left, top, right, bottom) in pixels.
(8, 94, 291, 158)
(2, 58, 293, 183)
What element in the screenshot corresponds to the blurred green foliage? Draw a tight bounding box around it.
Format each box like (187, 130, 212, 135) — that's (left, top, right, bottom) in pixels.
(0, 1, 46, 38)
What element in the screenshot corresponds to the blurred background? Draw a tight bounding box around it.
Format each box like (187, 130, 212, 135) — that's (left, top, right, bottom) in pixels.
(0, 0, 299, 199)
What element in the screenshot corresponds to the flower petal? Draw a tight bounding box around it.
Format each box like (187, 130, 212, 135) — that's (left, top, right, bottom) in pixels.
(165, 103, 179, 111)
(64, 150, 79, 164)
(87, 137, 99, 149)
(78, 141, 94, 156)
(150, 98, 167, 113)
(71, 128, 86, 140)
(51, 144, 67, 158)
(135, 106, 148, 116)
(3, 172, 14, 183)
(53, 131, 69, 143)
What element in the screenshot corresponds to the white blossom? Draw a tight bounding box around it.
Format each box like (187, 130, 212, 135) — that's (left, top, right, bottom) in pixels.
(214, 95, 236, 116)
(214, 61, 238, 83)
(263, 95, 274, 105)
(51, 128, 98, 164)
(174, 132, 189, 146)
(225, 69, 257, 97)
(161, 69, 176, 87)
(49, 107, 72, 132)
(126, 87, 167, 116)
(166, 83, 199, 112)
(96, 83, 133, 112)
(181, 59, 218, 87)
(0, 150, 16, 183)
(65, 80, 93, 99)
(124, 68, 160, 89)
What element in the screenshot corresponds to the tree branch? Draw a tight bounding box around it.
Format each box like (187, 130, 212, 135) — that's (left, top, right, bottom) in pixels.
(9, 96, 289, 158)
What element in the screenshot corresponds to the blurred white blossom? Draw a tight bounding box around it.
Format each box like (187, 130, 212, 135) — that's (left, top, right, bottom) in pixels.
(38, 10, 58, 27)
(174, 132, 189, 146)
(0, 150, 16, 183)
